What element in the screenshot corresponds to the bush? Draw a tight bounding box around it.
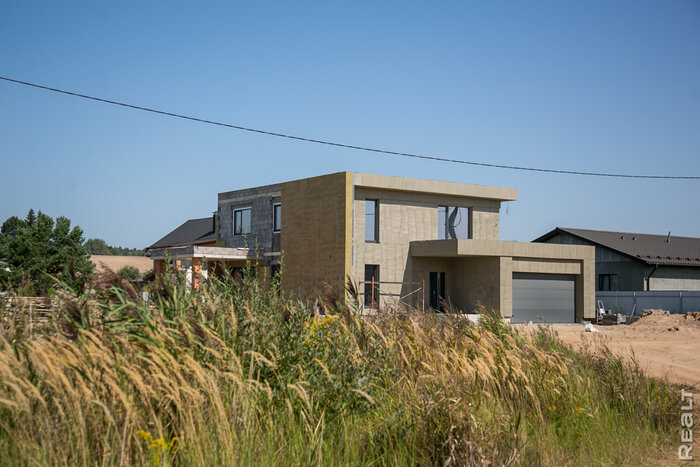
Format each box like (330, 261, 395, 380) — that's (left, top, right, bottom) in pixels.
(117, 265, 141, 281)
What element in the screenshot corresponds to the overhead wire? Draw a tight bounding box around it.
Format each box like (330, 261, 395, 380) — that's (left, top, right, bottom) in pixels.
(1, 75, 697, 180)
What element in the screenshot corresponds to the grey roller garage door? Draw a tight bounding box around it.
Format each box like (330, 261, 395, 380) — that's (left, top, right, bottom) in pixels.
(512, 273, 575, 323)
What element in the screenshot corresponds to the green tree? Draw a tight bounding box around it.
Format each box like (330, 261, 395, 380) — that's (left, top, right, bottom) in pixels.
(0, 209, 95, 295)
(84, 237, 145, 256)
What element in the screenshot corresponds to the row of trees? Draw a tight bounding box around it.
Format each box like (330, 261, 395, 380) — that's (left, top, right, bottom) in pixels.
(84, 238, 145, 256)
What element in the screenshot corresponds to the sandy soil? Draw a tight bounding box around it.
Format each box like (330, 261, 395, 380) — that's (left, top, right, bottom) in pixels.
(525, 311, 700, 389)
(90, 255, 153, 274)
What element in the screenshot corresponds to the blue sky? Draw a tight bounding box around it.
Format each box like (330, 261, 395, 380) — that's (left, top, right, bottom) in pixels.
(1, 1, 699, 248)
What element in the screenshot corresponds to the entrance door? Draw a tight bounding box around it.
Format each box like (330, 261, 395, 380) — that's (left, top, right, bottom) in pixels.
(429, 272, 446, 311)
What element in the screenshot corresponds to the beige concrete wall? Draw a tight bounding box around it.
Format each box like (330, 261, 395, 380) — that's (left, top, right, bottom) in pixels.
(448, 257, 502, 313)
(410, 239, 596, 320)
(409, 257, 450, 310)
(353, 172, 518, 201)
(512, 258, 581, 275)
(351, 185, 504, 306)
(280, 172, 352, 300)
(406, 256, 507, 314)
(472, 207, 500, 240)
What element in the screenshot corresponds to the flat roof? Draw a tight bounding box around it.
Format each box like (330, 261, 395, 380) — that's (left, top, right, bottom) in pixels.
(353, 172, 518, 201)
(217, 172, 517, 202)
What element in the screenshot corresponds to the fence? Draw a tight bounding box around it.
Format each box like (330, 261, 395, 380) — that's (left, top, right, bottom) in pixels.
(596, 291, 700, 315)
(358, 280, 425, 311)
(1, 296, 59, 337)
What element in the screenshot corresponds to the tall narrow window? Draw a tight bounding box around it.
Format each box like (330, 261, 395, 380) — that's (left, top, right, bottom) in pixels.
(234, 208, 251, 235)
(365, 199, 379, 242)
(429, 271, 446, 311)
(364, 264, 380, 308)
(438, 206, 470, 239)
(273, 203, 281, 232)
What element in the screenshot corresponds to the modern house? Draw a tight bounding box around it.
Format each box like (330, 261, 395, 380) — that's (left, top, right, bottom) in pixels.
(534, 227, 700, 291)
(148, 172, 595, 322)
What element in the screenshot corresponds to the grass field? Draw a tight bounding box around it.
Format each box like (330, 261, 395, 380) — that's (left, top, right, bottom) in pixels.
(0, 271, 681, 465)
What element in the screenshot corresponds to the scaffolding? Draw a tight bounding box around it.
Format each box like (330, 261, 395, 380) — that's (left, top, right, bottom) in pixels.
(358, 278, 425, 311)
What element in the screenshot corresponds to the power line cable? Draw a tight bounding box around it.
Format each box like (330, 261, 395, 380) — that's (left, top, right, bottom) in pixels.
(1, 75, 697, 180)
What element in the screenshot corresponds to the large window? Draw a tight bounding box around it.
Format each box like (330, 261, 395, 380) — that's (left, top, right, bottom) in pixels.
(365, 199, 379, 242)
(273, 203, 281, 232)
(438, 206, 470, 240)
(233, 207, 251, 235)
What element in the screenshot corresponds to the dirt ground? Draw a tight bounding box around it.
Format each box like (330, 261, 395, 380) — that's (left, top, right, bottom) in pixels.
(526, 311, 700, 389)
(90, 255, 153, 274)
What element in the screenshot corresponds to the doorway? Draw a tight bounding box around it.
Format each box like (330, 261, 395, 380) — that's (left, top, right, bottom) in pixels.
(429, 271, 446, 311)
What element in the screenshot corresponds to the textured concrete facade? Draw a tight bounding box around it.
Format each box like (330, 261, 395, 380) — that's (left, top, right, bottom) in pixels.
(275, 171, 594, 320)
(351, 181, 508, 308)
(280, 172, 353, 299)
(411, 239, 595, 319)
(153, 171, 595, 320)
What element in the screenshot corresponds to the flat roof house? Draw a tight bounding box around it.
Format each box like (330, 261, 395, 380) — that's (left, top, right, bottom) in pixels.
(148, 172, 595, 322)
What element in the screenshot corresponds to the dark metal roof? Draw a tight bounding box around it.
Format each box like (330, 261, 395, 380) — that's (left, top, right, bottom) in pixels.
(147, 217, 215, 250)
(534, 227, 700, 267)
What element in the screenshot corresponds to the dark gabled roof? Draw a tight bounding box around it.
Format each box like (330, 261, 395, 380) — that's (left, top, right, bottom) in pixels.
(147, 217, 215, 250)
(534, 227, 700, 267)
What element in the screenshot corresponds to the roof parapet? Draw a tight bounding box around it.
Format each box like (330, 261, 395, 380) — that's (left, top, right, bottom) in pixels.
(353, 172, 518, 201)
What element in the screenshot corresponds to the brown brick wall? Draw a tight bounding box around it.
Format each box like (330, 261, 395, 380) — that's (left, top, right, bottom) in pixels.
(280, 172, 352, 300)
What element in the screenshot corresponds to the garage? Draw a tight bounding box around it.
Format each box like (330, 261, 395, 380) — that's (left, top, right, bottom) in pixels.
(511, 273, 575, 323)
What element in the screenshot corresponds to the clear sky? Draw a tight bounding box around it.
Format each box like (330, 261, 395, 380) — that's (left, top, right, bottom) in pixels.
(1, 1, 699, 248)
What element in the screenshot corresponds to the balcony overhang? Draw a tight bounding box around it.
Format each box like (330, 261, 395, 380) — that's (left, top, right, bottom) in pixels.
(147, 245, 261, 261)
(410, 239, 593, 261)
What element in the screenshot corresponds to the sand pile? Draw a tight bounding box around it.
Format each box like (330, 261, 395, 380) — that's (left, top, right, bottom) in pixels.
(630, 309, 700, 332)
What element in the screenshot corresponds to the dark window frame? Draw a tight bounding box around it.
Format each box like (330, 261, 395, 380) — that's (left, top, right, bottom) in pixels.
(233, 207, 251, 236)
(365, 199, 379, 243)
(364, 264, 380, 308)
(430, 271, 446, 311)
(273, 203, 281, 233)
(438, 205, 471, 240)
(598, 274, 617, 291)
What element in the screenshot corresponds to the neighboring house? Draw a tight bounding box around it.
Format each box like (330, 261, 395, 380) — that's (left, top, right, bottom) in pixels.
(534, 227, 700, 291)
(147, 216, 223, 288)
(148, 216, 218, 250)
(148, 172, 595, 322)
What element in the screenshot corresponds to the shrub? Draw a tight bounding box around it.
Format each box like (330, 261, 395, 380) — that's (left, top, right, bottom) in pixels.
(117, 265, 141, 281)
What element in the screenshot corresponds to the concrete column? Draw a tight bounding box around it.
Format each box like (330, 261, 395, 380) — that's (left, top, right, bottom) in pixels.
(500, 257, 513, 318)
(192, 257, 202, 291)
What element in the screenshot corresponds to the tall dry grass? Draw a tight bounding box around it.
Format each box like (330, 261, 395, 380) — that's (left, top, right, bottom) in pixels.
(0, 272, 680, 465)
